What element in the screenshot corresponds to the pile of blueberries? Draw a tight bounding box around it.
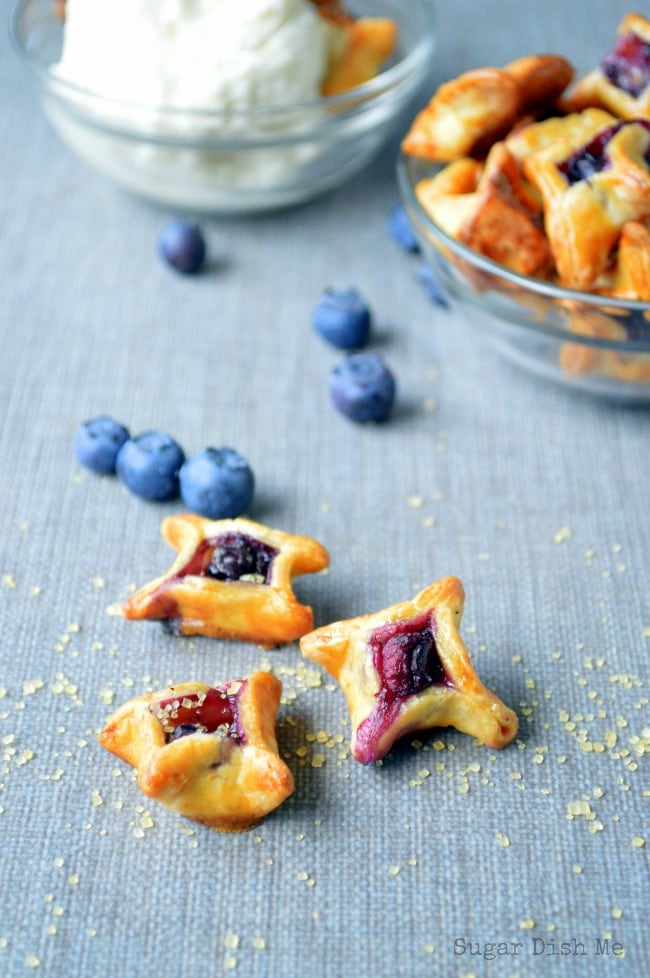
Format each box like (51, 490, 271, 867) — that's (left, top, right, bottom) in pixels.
(311, 286, 396, 424)
(314, 203, 447, 422)
(157, 219, 397, 425)
(156, 202, 445, 426)
(74, 419, 254, 521)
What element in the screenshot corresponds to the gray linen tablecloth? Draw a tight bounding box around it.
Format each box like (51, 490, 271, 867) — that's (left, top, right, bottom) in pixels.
(1, 2, 648, 976)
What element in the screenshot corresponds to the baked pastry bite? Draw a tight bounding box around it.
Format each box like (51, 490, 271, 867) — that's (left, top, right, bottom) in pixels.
(597, 219, 650, 300)
(322, 16, 397, 96)
(456, 141, 552, 277)
(504, 54, 575, 112)
(309, 0, 353, 24)
(98, 672, 293, 832)
(402, 54, 574, 162)
(415, 142, 552, 277)
(505, 107, 616, 162)
(300, 577, 518, 764)
(402, 67, 522, 162)
(561, 13, 650, 121)
(558, 301, 650, 382)
(523, 114, 650, 289)
(122, 515, 330, 647)
(414, 157, 484, 237)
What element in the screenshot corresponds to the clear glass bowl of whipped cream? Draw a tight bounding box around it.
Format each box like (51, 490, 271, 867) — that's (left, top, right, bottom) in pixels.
(11, 0, 437, 214)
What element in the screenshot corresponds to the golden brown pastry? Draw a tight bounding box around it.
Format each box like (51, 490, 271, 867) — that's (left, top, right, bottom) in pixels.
(505, 107, 616, 162)
(561, 13, 650, 121)
(98, 672, 293, 832)
(300, 578, 518, 764)
(598, 219, 650, 299)
(456, 141, 552, 276)
(523, 115, 650, 289)
(402, 67, 522, 162)
(415, 142, 552, 277)
(414, 158, 484, 237)
(504, 53, 575, 111)
(558, 301, 650, 382)
(402, 54, 574, 162)
(309, 0, 353, 24)
(122, 515, 330, 647)
(322, 17, 397, 96)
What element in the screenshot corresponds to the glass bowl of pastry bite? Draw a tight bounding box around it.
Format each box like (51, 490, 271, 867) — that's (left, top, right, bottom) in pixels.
(397, 15, 650, 403)
(11, 0, 437, 214)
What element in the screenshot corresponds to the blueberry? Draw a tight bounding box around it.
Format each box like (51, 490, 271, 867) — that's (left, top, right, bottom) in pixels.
(387, 202, 420, 253)
(328, 353, 396, 424)
(418, 262, 449, 308)
(116, 430, 185, 501)
(179, 447, 254, 519)
(312, 287, 372, 350)
(157, 220, 206, 274)
(74, 416, 130, 475)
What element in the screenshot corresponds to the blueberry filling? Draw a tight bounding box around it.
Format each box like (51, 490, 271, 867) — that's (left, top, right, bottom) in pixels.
(601, 32, 650, 98)
(371, 613, 449, 699)
(557, 119, 650, 184)
(177, 532, 278, 584)
(169, 722, 202, 742)
(207, 533, 277, 582)
(354, 612, 452, 763)
(150, 683, 245, 744)
(158, 533, 278, 632)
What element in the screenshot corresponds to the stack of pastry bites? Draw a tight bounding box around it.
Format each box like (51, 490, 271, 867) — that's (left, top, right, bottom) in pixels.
(402, 13, 650, 380)
(403, 12, 650, 298)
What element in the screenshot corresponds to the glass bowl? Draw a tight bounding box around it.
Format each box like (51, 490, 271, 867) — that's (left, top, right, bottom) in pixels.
(11, 0, 437, 214)
(397, 152, 650, 404)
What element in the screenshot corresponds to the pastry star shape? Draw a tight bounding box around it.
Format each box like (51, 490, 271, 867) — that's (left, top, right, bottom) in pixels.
(561, 13, 650, 122)
(122, 515, 330, 647)
(98, 671, 294, 832)
(300, 577, 518, 764)
(522, 112, 650, 289)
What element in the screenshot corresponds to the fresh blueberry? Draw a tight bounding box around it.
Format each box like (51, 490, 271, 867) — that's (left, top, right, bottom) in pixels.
(418, 262, 449, 308)
(157, 220, 206, 274)
(328, 353, 396, 424)
(312, 287, 372, 350)
(179, 447, 255, 519)
(387, 202, 420, 253)
(116, 430, 185, 501)
(74, 416, 130, 475)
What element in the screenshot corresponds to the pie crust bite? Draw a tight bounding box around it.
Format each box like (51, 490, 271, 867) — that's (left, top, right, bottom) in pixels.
(561, 13, 650, 121)
(122, 515, 330, 647)
(98, 671, 293, 832)
(523, 115, 650, 289)
(402, 55, 574, 162)
(300, 577, 518, 764)
(321, 16, 397, 96)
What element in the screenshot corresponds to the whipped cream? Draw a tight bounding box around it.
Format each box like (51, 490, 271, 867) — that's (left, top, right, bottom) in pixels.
(56, 0, 332, 109)
(49, 0, 374, 211)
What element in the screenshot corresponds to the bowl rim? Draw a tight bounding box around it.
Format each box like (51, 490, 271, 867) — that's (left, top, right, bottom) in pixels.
(10, 0, 438, 124)
(397, 151, 650, 319)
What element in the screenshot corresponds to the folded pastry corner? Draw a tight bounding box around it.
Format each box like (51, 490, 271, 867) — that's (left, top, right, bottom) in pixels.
(402, 54, 573, 164)
(300, 577, 518, 764)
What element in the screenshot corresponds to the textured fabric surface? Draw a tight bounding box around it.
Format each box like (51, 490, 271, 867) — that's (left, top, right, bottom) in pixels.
(1, 2, 648, 977)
